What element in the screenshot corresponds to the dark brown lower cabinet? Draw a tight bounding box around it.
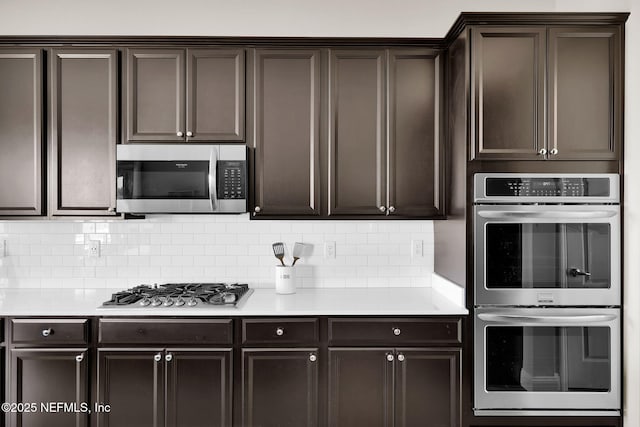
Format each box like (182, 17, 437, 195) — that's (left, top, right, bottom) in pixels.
(10, 348, 88, 427)
(97, 348, 231, 427)
(328, 348, 460, 427)
(242, 349, 319, 427)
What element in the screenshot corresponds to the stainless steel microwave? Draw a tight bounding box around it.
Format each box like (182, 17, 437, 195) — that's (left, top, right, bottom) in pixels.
(116, 144, 247, 214)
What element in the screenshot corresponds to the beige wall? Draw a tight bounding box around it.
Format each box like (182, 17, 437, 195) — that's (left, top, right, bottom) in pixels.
(0, 0, 637, 425)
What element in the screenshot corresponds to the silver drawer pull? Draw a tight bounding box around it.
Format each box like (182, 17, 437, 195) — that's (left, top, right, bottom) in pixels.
(397, 354, 405, 362)
(309, 354, 317, 362)
(154, 353, 162, 362)
(386, 353, 394, 362)
(42, 328, 52, 337)
(392, 328, 401, 336)
(75, 354, 84, 363)
(276, 327, 284, 336)
(165, 353, 173, 362)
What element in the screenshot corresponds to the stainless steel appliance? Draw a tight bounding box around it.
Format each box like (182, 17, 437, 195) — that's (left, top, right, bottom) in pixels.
(100, 283, 253, 308)
(473, 173, 621, 417)
(474, 173, 620, 307)
(116, 144, 247, 214)
(474, 307, 620, 415)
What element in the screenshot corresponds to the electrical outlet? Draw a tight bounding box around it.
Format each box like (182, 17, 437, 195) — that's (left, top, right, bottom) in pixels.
(324, 241, 336, 259)
(411, 239, 423, 257)
(88, 240, 101, 258)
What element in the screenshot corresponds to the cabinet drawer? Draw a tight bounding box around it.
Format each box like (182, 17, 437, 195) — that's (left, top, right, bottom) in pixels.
(328, 318, 461, 346)
(99, 319, 232, 345)
(242, 318, 319, 345)
(11, 318, 89, 345)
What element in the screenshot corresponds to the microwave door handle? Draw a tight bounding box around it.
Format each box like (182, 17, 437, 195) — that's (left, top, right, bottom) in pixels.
(478, 313, 617, 324)
(209, 150, 218, 211)
(477, 211, 617, 220)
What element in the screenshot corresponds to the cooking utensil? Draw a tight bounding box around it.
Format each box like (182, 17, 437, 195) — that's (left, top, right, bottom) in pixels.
(272, 242, 286, 266)
(291, 242, 304, 266)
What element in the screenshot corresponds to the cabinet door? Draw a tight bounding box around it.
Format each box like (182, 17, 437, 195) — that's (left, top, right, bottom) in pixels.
(388, 49, 443, 217)
(329, 50, 386, 215)
(97, 349, 164, 427)
(548, 27, 621, 160)
(186, 48, 245, 141)
(394, 349, 460, 427)
(50, 49, 117, 216)
(126, 49, 185, 142)
(252, 49, 321, 217)
(242, 348, 319, 427)
(0, 49, 43, 216)
(11, 349, 88, 427)
(328, 348, 393, 427)
(471, 27, 546, 160)
(165, 349, 232, 427)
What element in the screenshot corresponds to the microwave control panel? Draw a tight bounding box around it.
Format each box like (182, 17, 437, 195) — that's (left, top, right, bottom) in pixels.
(217, 161, 246, 199)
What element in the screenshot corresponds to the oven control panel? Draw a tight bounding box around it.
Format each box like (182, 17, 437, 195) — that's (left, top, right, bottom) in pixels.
(473, 174, 620, 203)
(217, 161, 246, 200)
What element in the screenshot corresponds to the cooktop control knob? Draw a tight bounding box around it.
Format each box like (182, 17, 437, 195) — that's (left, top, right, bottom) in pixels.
(139, 298, 151, 307)
(175, 298, 185, 307)
(187, 298, 198, 307)
(151, 297, 162, 307)
(163, 298, 174, 307)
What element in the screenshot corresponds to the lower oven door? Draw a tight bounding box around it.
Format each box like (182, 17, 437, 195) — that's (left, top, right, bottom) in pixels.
(474, 307, 620, 416)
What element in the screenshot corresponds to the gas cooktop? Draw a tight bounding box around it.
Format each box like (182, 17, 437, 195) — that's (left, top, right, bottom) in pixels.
(100, 283, 252, 308)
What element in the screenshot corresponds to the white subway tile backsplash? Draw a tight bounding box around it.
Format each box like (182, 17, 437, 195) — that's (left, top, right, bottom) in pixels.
(0, 215, 434, 289)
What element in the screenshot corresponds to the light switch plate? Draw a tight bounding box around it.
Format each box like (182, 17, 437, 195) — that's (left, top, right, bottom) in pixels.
(324, 241, 336, 259)
(411, 239, 423, 257)
(88, 240, 101, 258)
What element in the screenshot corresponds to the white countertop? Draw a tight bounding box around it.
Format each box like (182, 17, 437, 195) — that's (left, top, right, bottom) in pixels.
(0, 287, 468, 316)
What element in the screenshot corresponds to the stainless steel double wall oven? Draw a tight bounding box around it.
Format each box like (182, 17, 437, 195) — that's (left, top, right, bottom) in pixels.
(473, 173, 621, 416)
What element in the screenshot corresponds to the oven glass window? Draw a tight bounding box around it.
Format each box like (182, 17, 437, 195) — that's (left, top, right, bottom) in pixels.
(117, 161, 210, 199)
(485, 223, 611, 289)
(486, 326, 611, 392)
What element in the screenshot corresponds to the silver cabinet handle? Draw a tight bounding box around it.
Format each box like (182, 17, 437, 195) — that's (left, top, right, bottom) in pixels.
(276, 327, 284, 336)
(254, 206, 261, 213)
(186, 131, 193, 137)
(392, 328, 401, 336)
(379, 206, 386, 212)
(397, 354, 405, 362)
(177, 131, 184, 137)
(165, 353, 173, 362)
(42, 328, 52, 337)
(386, 353, 394, 362)
(538, 148, 547, 155)
(477, 210, 617, 220)
(388, 206, 396, 213)
(309, 354, 317, 362)
(550, 148, 558, 155)
(154, 353, 162, 362)
(75, 354, 84, 363)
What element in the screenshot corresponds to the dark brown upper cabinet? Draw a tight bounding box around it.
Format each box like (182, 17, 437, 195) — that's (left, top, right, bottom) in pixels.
(50, 49, 118, 216)
(470, 25, 622, 161)
(0, 49, 44, 216)
(471, 27, 546, 160)
(328, 49, 443, 217)
(252, 49, 321, 217)
(548, 27, 621, 160)
(125, 48, 244, 143)
(329, 49, 387, 216)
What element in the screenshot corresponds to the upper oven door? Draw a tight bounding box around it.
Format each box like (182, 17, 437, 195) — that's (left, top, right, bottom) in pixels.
(474, 307, 620, 415)
(474, 204, 620, 306)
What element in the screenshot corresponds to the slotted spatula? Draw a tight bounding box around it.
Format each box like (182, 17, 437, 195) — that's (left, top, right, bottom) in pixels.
(272, 242, 286, 266)
(292, 242, 304, 266)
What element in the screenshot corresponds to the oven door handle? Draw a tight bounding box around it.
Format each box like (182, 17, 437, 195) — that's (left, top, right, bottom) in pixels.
(478, 313, 617, 324)
(209, 148, 218, 211)
(476, 210, 617, 220)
